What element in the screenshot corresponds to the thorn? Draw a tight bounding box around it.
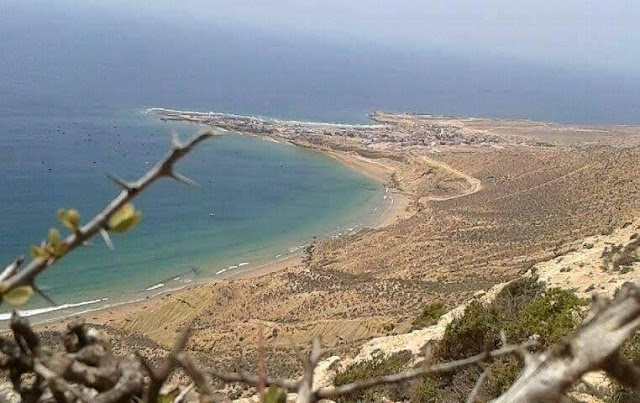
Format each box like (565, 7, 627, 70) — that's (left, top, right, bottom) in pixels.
(99, 228, 114, 250)
(171, 131, 182, 149)
(170, 171, 199, 187)
(33, 285, 57, 306)
(107, 172, 132, 190)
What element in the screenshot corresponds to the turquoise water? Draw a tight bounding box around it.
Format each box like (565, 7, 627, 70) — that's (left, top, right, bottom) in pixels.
(0, 109, 386, 319)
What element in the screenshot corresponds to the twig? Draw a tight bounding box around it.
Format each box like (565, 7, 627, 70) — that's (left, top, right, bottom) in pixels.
(139, 326, 191, 403)
(493, 282, 640, 403)
(33, 361, 92, 402)
(175, 383, 195, 403)
(297, 337, 322, 403)
(177, 354, 228, 403)
(466, 368, 488, 403)
(0, 131, 215, 299)
(315, 341, 538, 400)
(257, 324, 267, 401)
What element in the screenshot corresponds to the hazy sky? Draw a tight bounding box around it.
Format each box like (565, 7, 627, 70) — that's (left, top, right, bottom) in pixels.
(57, 0, 639, 76)
(4, 0, 637, 76)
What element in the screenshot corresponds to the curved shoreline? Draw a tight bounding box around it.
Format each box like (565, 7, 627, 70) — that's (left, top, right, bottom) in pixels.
(26, 130, 409, 330)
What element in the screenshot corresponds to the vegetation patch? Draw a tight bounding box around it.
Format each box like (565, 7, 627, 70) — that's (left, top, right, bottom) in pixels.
(333, 350, 413, 402)
(413, 277, 588, 402)
(411, 301, 448, 331)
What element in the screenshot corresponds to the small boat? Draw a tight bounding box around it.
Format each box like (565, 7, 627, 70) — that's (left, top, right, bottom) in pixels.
(209, 211, 214, 217)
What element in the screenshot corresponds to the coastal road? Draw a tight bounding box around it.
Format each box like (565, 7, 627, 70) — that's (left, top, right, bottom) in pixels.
(421, 155, 482, 201)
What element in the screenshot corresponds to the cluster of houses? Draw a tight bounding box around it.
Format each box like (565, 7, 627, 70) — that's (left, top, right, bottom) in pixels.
(154, 109, 505, 149)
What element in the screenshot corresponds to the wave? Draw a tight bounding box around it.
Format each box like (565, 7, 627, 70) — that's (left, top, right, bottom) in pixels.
(145, 283, 165, 291)
(238, 262, 249, 267)
(0, 298, 107, 321)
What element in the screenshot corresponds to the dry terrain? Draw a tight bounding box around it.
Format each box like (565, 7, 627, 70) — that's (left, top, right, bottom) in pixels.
(40, 111, 640, 387)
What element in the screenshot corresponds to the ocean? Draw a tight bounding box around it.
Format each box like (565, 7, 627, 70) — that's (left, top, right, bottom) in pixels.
(1, 1, 639, 320)
(0, 108, 385, 319)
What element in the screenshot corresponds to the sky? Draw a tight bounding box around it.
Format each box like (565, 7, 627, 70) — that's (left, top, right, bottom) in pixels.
(55, 0, 640, 77)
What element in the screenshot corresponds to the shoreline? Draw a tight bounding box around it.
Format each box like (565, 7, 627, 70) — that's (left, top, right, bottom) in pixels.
(320, 149, 411, 228)
(29, 130, 410, 331)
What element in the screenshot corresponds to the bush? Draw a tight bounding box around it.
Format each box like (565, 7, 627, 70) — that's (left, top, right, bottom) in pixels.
(434, 300, 502, 361)
(334, 350, 413, 402)
(411, 376, 455, 403)
(491, 276, 545, 317)
(483, 356, 523, 397)
(425, 277, 587, 401)
(507, 287, 587, 346)
(411, 301, 448, 331)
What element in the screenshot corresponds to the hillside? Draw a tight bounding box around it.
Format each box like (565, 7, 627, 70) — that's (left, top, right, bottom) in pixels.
(50, 114, 635, 391)
(10, 112, 634, 403)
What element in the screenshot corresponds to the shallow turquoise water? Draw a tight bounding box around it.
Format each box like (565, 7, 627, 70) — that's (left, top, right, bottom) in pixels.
(0, 109, 385, 319)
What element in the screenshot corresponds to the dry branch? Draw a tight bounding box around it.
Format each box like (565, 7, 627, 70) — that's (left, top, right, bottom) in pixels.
(1, 283, 637, 403)
(493, 282, 640, 402)
(314, 341, 537, 400)
(138, 327, 191, 403)
(466, 368, 488, 403)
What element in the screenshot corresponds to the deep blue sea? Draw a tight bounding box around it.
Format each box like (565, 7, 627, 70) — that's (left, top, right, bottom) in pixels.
(1, 1, 639, 320)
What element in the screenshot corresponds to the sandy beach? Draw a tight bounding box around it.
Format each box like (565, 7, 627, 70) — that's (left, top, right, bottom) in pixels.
(33, 142, 411, 332)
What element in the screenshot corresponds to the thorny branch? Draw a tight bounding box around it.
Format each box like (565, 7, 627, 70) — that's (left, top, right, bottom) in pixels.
(0, 130, 215, 300)
(3, 283, 636, 402)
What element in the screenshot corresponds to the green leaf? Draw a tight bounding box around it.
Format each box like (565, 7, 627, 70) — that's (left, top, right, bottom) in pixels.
(47, 228, 68, 258)
(264, 385, 287, 403)
(108, 204, 142, 233)
(4, 285, 34, 306)
(31, 245, 51, 260)
(47, 228, 62, 248)
(57, 208, 80, 231)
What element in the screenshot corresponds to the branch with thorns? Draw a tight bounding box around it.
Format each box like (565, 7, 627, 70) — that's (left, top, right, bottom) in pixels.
(0, 130, 215, 305)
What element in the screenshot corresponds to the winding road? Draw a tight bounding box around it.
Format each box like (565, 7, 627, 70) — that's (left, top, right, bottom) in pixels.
(421, 155, 483, 201)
